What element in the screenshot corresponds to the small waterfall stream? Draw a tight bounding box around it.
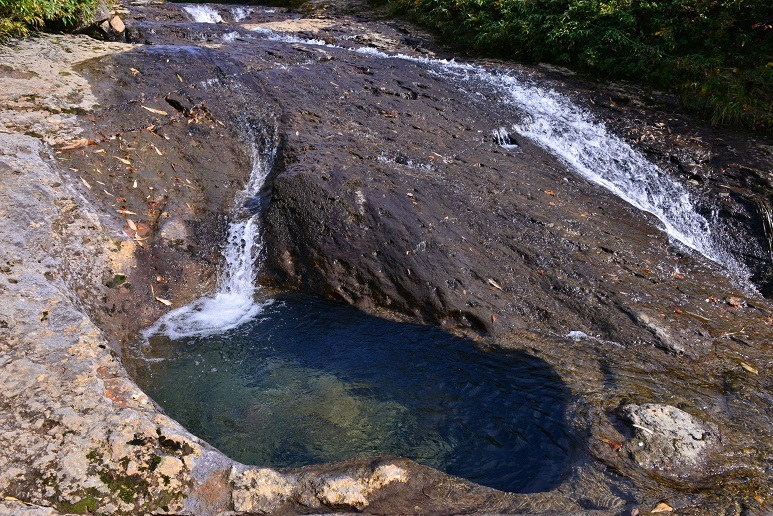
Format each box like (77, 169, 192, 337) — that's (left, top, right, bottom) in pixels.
(143, 126, 276, 340)
(120, 8, 772, 504)
(241, 29, 752, 288)
(182, 0, 749, 291)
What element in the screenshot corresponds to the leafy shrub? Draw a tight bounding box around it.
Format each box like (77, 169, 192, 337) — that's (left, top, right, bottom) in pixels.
(0, 0, 103, 41)
(383, 0, 773, 130)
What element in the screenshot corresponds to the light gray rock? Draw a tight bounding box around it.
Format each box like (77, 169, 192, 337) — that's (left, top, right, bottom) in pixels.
(621, 403, 718, 478)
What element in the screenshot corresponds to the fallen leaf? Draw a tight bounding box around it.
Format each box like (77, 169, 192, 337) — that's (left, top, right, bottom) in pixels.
(126, 219, 137, 231)
(545, 189, 555, 196)
(487, 278, 503, 290)
(155, 296, 172, 306)
(672, 271, 685, 279)
(141, 105, 168, 116)
(599, 436, 623, 451)
(727, 296, 743, 308)
(114, 156, 132, 165)
(60, 138, 92, 150)
(740, 362, 759, 375)
(491, 315, 496, 323)
(651, 502, 673, 513)
(151, 144, 163, 156)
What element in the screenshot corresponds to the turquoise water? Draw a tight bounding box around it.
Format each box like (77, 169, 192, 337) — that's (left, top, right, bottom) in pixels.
(136, 294, 573, 493)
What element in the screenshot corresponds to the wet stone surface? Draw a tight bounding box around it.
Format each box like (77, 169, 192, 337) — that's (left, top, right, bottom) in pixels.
(0, 0, 772, 514)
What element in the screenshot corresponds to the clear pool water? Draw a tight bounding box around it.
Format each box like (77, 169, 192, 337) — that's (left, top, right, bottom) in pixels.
(135, 294, 573, 493)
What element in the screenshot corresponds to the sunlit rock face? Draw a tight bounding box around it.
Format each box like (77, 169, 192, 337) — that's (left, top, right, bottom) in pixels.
(0, 0, 771, 514)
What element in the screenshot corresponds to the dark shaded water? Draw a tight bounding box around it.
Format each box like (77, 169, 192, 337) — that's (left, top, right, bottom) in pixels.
(136, 294, 573, 493)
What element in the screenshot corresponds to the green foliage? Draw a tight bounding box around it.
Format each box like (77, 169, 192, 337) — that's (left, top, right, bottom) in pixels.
(60, 495, 99, 514)
(384, 0, 773, 130)
(0, 0, 102, 41)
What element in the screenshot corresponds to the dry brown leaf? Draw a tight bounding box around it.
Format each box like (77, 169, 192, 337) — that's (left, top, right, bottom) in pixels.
(740, 362, 759, 375)
(727, 296, 743, 308)
(155, 296, 172, 306)
(651, 502, 673, 513)
(599, 436, 623, 451)
(487, 278, 503, 291)
(141, 105, 168, 116)
(60, 138, 92, 150)
(114, 156, 132, 165)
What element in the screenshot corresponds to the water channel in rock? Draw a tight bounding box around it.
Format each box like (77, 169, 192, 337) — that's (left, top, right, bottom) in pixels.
(131, 108, 574, 493)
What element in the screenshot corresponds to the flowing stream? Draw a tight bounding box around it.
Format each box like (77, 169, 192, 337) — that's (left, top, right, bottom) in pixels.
(242, 25, 752, 288)
(137, 7, 756, 495)
(143, 124, 275, 340)
(182, 0, 749, 287)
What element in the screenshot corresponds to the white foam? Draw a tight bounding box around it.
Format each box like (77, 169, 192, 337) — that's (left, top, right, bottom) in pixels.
(144, 124, 277, 341)
(222, 31, 240, 43)
(144, 294, 271, 340)
(493, 127, 519, 150)
(232, 7, 252, 22)
(566, 330, 589, 341)
(183, 5, 222, 24)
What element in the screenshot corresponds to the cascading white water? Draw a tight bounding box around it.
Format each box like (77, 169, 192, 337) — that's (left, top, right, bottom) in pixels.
(443, 66, 751, 286)
(231, 7, 252, 22)
(183, 5, 223, 24)
(246, 27, 751, 286)
(143, 128, 275, 340)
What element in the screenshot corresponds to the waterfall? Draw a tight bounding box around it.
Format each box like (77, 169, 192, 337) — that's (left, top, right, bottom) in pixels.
(143, 125, 275, 340)
(246, 27, 751, 286)
(455, 67, 752, 287)
(183, 5, 223, 24)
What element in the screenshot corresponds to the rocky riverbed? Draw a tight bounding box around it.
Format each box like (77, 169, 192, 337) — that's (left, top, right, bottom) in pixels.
(0, 0, 771, 514)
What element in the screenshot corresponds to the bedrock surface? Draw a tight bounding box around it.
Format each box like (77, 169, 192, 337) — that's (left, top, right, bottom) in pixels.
(1, 1, 772, 513)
